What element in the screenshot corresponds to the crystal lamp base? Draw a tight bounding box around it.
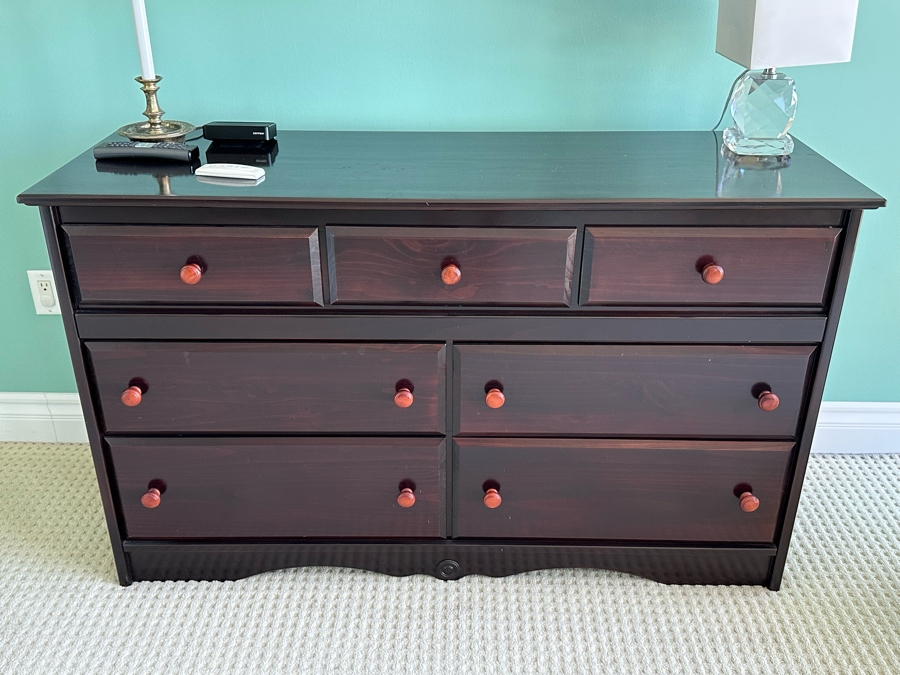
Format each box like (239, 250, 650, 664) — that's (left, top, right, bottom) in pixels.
(722, 69, 797, 157)
(722, 128, 794, 157)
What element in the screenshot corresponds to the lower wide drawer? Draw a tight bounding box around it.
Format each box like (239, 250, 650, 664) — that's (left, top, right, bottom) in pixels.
(454, 438, 793, 542)
(88, 341, 445, 434)
(110, 437, 445, 539)
(456, 344, 815, 437)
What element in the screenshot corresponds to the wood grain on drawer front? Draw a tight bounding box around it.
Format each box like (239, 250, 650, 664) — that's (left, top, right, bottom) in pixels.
(63, 225, 323, 305)
(456, 344, 815, 437)
(110, 437, 444, 539)
(327, 226, 577, 306)
(581, 227, 841, 305)
(454, 438, 792, 542)
(88, 342, 445, 434)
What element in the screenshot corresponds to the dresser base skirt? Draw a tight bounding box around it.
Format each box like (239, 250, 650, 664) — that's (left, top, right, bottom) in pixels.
(123, 541, 778, 588)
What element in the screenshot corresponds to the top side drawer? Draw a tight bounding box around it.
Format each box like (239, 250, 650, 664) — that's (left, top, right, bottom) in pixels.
(63, 225, 323, 306)
(327, 226, 577, 306)
(581, 227, 841, 306)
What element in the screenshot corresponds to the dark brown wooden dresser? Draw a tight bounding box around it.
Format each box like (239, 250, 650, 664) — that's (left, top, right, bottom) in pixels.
(18, 131, 884, 588)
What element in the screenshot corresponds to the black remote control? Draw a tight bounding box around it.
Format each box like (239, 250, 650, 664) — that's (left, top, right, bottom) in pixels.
(93, 141, 199, 162)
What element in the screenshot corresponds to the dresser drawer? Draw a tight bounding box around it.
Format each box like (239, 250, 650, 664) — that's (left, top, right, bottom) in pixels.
(455, 438, 792, 542)
(110, 437, 444, 539)
(88, 342, 445, 434)
(581, 227, 841, 306)
(327, 226, 577, 306)
(456, 344, 815, 437)
(64, 225, 323, 305)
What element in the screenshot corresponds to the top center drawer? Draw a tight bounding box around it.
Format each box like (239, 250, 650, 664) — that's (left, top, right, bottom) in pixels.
(327, 227, 577, 306)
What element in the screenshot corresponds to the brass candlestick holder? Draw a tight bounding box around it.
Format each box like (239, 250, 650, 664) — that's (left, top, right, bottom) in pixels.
(117, 76, 195, 142)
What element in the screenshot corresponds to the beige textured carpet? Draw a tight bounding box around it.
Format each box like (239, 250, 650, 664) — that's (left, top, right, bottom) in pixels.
(1, 442, 898, 674)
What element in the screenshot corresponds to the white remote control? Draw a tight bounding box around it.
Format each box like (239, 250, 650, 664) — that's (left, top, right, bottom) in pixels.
(195, 163, 266, 180)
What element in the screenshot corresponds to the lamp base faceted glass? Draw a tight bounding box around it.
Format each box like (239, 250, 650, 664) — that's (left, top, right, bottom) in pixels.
(722, 69, 797, 157)
(722, 127, 794, 157)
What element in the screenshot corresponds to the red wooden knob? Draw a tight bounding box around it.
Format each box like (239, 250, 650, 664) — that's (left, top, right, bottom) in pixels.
(180, 263, 203, 285)
(394, 387, 414, 408)
(141, 487, 161, 509)
(701, 263, 724, 285)
(441, 263, 462, 285)
(758, 390, 780, 412)
(121, 385, 143, 407)
(485, 388, 505, 409)
(483, 488, 502, 509)
(397, 487, 416, 508)
(739, 491, 760, 513)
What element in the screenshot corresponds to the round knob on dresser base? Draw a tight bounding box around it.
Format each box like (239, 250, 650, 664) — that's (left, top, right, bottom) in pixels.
(483, 488, 502, 509)
(441, 263, 462, 285)
(121, 385, 143, 407)
(739, 491, 760, 513)
(485, 388, 505, 409)
(394, 387, 414, 408)
(757, 390, 780, 412)
(701, 263, 724, 285)
(141, 487, 162, 509)
(180, 262, 203, 285)
(435, 559, 462, 579)
(397, 487, 416, 508)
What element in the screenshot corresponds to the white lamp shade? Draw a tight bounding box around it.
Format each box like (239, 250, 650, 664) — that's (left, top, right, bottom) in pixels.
(716, 0, 859, 69)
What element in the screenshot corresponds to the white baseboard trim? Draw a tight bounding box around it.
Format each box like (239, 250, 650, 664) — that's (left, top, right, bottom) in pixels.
(811, 402, 900, 454)
(0, 394, 898, 452)
(0, 393, 89, 443)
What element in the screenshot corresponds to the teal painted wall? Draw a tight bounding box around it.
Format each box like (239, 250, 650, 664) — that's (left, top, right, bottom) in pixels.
(2, 0, 897, 399)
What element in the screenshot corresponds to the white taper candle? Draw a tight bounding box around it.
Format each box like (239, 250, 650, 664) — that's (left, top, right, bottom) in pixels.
(131, 0, 156, 80)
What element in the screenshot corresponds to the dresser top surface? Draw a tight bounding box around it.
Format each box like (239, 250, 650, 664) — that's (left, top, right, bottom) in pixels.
(18, 131, 884, 209)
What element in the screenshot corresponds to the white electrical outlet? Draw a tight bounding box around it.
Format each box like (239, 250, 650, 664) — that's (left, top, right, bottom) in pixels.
(27, 270, 60, 315)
